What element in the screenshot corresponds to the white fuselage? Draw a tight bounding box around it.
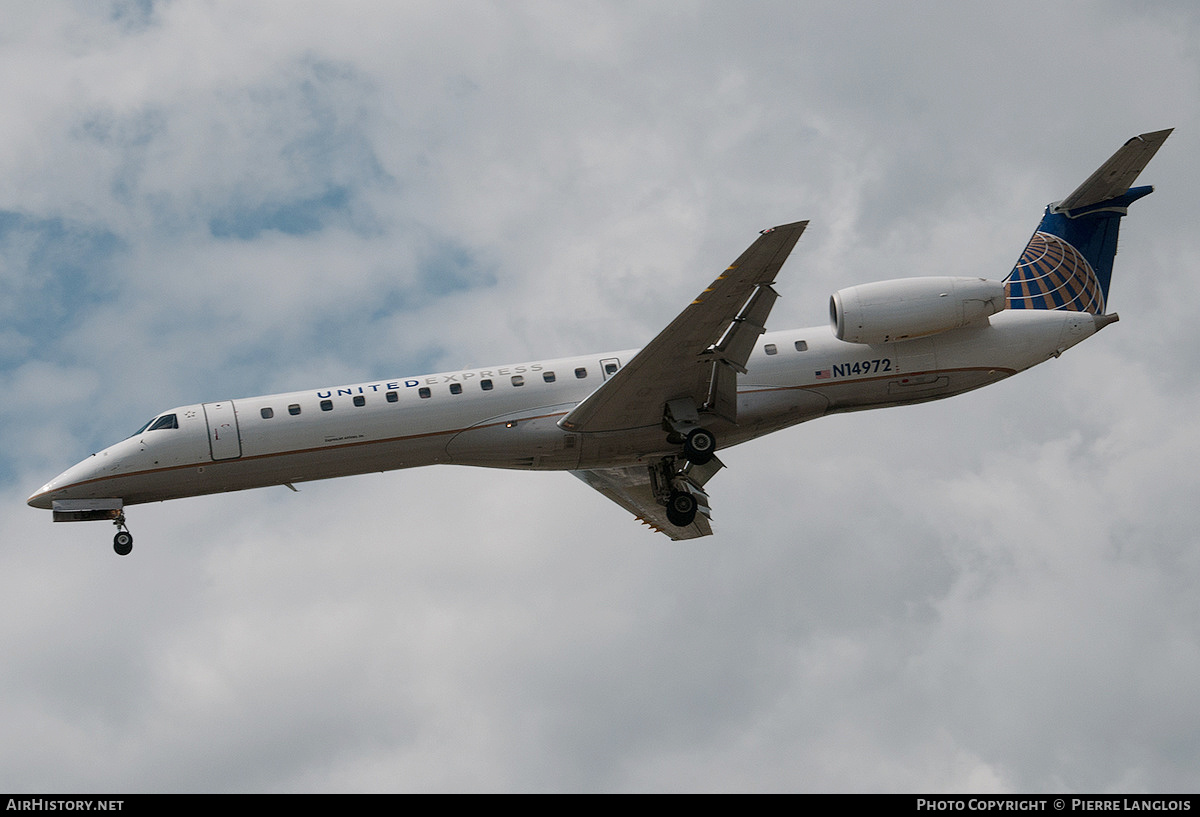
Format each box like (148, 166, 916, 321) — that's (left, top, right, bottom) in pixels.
(27, 309, 1106, 510)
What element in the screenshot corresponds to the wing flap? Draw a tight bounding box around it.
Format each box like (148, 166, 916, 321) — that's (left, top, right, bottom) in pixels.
(712, 283, 779, 374)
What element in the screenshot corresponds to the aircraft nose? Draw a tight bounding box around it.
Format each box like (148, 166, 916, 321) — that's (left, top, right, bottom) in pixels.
(27, 456, 103, 510)
(27, 483, 58, 510)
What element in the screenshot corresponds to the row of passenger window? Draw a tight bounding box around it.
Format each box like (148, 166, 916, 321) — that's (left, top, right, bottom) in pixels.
(254, 344, 808, 420)
(764, 340, 808, 355)
(257, 365, 607, 419)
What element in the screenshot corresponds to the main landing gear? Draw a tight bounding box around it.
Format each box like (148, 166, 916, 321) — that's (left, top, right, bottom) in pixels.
(112, 513, 133, 556)
(666, 488, 699, 527)
(655, 398, 723, 529)
(665, 398, 718, 466)
(650, 453, 723, 530)
(682, 427, 716, 465)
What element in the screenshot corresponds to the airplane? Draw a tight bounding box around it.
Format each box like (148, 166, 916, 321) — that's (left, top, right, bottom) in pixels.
(28, 129, 1172, 555)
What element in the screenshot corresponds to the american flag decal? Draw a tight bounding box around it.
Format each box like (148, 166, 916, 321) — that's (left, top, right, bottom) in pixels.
(815, 369, 831, 379)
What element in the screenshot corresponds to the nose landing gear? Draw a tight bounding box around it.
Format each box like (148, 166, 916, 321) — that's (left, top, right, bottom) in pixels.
(112, 513, 133, 556)
(47, 499, 133, 556)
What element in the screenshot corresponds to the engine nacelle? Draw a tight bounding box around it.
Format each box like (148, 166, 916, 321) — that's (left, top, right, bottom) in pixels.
(830, 276, 1006, 344)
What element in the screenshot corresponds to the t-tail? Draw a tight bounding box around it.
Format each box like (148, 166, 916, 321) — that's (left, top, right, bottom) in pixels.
(1005, 128, 1172, 314)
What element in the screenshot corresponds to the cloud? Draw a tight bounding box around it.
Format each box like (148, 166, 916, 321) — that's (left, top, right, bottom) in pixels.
(2, 0, 1199, 793)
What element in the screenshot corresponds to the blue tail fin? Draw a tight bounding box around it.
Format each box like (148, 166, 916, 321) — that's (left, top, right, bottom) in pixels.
(1005, 129, 1171, 314)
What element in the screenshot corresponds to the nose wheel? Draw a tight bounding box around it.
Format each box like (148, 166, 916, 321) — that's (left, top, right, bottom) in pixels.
(112, 513, 133, 556)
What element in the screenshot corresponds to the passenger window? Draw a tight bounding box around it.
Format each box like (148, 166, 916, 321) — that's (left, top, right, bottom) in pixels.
(481, 379, 494, 391)
(575, 367, 588, 379)
(419, 387, 431, 399)
(288, 404, 301, 416)
(386, 391, 399, 403)
(604, 362, 618, 375)
(261, 407, 274, 419)
(764, 344, 778, 355)
(511, 375, 524, 387)
(795, 340, 808, 352)
(543, 371, 556, 383)
(449, 383, 463, 395)
(149, 414, 178, 431)
(353, 395, 365, 407)
(320, 400, 333, 412)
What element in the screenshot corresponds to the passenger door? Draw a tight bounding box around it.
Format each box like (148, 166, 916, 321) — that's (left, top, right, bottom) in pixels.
(203, 401, 242, 460)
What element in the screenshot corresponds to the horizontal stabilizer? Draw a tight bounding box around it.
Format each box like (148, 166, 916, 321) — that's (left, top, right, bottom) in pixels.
(1056, 128, 1172, 212)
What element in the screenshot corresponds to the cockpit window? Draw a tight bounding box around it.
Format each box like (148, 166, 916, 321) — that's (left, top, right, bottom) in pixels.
(129, 413, 179, 437)
(149, 414, 179, 431)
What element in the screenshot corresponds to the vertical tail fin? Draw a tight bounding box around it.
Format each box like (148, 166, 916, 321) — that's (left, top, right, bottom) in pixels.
(1005, 129, 1171, 314)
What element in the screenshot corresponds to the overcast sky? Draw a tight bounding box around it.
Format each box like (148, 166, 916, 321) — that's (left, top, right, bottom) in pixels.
(2, 0, 1199, 793)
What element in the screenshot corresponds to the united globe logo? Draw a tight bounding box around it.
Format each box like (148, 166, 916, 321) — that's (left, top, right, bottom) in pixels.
(1005, 231, 1105, 314)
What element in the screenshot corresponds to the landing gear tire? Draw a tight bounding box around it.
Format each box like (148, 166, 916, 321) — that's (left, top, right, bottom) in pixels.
(113, 530, 133, 556)
(683, 427, 716, 465)
(666, 490, 698, 527)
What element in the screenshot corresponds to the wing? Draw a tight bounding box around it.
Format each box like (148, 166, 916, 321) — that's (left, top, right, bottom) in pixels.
(571, 459, 723, 540)
(559, 220, 808, 433)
